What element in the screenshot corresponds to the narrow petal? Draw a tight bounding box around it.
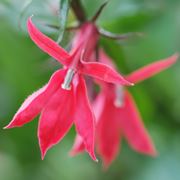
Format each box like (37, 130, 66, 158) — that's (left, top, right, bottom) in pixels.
(27, 17, 71, 66)
(79, 61, 133, 86)
(69, 91, 106, 156)
(92, 91, 106, 122)
(127, 54, 178, 84)
(96, 94, 121, 168)
(99, 48, 116, 68)
(5, 69, 66, 129)
(119, 91, 157, 156)
(70, 22, 98, 60)
(69, 135, 85, 156)
(38, 86, 74, 159)
(73, 76, 97, 161)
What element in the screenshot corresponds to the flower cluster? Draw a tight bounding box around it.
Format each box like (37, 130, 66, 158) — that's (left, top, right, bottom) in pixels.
(5, 13, 178, 168)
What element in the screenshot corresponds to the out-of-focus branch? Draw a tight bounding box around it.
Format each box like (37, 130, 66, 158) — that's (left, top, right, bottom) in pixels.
(71, 0, 86, 23)
(98, 28, 144, 40)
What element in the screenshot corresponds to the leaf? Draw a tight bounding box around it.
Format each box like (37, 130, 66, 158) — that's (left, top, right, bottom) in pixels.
(18, 0, 32, 30)
(57, 0, 70, 44)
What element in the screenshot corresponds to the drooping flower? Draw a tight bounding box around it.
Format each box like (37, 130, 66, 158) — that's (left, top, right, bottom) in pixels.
(70, 49, 178, 167)
(4, 18, 132, 161)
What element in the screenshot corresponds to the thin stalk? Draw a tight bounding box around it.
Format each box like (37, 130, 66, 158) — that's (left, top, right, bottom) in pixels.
(71, 0, 86, 23)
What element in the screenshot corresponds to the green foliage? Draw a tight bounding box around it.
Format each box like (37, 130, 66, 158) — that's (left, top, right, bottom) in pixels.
(0, 0, 180, 180)
(57, 0, 70, 43)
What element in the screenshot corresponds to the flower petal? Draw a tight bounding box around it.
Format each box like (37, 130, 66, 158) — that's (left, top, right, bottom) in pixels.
(73, 76, 97, 161)
(5, 69, 66, 129)
(119, 91, 157, 156)
(96, 94, 121, 168)
(69, 91, 106, 156)
(38, 86, 74, 159)
(79, 61, 133, 86)
(69, 134, 85, 156)
(126, 54, 178, 84)
(27, 17, 71, 66)
(99, 48, 116, 68)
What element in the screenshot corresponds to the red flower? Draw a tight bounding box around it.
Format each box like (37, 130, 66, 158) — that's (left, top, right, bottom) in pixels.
(70, 49, 178, 167)
(4, 18, 132, 161)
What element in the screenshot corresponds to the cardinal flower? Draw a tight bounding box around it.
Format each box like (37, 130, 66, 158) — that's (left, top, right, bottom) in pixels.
(4, 18, 132, 161)
(70, 49, 178, 167)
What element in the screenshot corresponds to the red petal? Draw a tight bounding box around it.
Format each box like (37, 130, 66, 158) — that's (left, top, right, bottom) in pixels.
(99, 48, 116, 68)
(38, 86, 74, 159)
(70, 22, 98, 59)
(127, 54, 178, 83)
(79, 61, 133, 86)
(73, 76, 97, 161)
(5, 69, 66, 129)
(69, 91, 106, 156)
(119, 91, 157, 156)
(96, 94, 121, 168)
(27, 17, 71, 66)
(93, 91, 106, 122)
(69, 135, 85, 156)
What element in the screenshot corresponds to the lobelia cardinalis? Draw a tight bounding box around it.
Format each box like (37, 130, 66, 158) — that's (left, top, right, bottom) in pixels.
(4, 3, 178, 166)
(70, 49, 178, 168)
(4, 17, 132, 161)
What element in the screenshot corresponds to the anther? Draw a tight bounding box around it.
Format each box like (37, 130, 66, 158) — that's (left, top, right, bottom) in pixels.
(114, 85, 124, 107)
(61, 69, 75, 90)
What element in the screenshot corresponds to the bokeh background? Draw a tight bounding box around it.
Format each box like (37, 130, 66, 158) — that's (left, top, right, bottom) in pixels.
(0, 0, 180, 179)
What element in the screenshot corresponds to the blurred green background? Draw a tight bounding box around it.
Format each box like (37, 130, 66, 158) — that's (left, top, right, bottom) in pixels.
(0, 0, 180, 179)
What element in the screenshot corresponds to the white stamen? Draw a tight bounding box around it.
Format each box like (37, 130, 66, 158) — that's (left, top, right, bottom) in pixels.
(61, 69, 75, 90)
(114, 85, 124, 107)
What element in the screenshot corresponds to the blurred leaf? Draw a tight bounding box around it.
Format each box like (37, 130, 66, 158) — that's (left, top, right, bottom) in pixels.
(57, 0, 70, 43)
(0, 0, 180, 180)
(18, 0, 32, 30)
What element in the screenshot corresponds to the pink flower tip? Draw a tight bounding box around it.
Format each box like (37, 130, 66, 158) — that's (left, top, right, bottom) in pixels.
(122, 79, 134, 86)
(3, 121, 23, 129)
(68, 150, 77, 157)
(149, 148, 158, 157)
(3, 126, 8, 130)
(69, 150, 98, 162)
(89, 152, 98, 162)
(39, 140, 49, 160)
(101, 158, 114, 171)
(118, 77, 134, 86)
(165, 53, 179, 66)
(172, 53, 179, 62)
(40, 149, 47, 160)
(139, 144, 158, 157)
(95, 158, 99, 163)
(147, 143, 158, 157)
(3, 124, 15, 129)
(102, 163, 110, 171)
